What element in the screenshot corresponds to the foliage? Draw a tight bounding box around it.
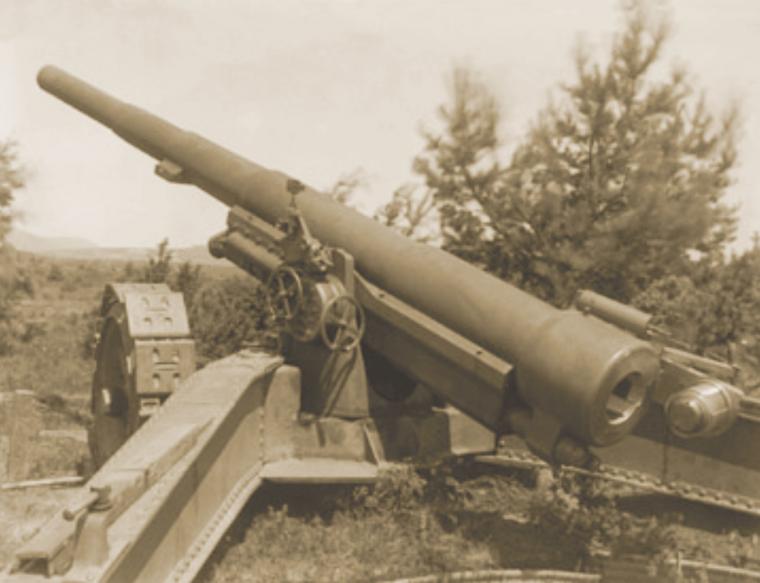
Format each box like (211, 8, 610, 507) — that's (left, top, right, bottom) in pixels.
(0, 270, 20, 355)
(703, 246, 760, 363)
(204, 466, 497, 583)
(81, 240, 204, 359)
(634, 242, 760, 366)
(174, 260, 203, 308)
(724, 530, 760, 569)
(0, 260, 37, 355)
(0, 306, 95, 405)
(326, 168, 368, 206)
(0, 140, 24, 242)
(71, 237, 269, 365)
(79, 304, 102, 360)
(46, 264, 64, 282)
(527, 474, 681, 567)
(141, 238, 174, 284)
(412, 66, 503, 260)
(349, 465, 427, 515)
(188, 276, 271, 363)
(348, 463, 474, 520)
(134, 238, 204, 309)
(373, 184, 437, 242)
(0, 141, 26, 353)
(412, 3, 738, 306)
(633, 274, 711, 347)
(119, 261, 137, 282)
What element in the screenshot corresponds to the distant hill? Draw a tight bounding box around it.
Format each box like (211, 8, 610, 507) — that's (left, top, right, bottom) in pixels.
(7, 229, 97, 254)
(7, 229, 222, 265)
(35, 245, 221, 265)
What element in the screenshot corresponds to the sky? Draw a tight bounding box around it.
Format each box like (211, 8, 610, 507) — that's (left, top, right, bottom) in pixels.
(1, 0, 759, 249)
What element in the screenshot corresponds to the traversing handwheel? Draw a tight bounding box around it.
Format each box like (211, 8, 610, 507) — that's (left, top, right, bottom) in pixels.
(319, 295, 365, 352)
(265, 265, 304, 321)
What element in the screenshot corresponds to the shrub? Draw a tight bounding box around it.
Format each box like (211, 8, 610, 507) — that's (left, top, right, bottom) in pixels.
(174, 260, 203, 309)
(79, 305, 101, 360)
(47, 264, 64, 282)
(527, 472, 681, 567)
(349, 465, 427, 516)
(20, 321, 46, 343)
(188, 277, 272, 363)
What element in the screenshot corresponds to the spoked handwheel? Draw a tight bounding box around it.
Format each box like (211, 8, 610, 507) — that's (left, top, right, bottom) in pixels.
(265, 266, 304, 321)
(319, 295, 366, 352)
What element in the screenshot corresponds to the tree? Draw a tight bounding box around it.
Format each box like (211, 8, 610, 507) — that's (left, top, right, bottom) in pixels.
(633, 241, 760, 368)
(174, 260, 203, 308)
(0, 141, 23, 243)
(373, 184, 436, 242)
(141, 238, 173, 284)
(326, 168, 368, 207)
(412, 66, 503, 263)
(0, 140, 25, 354)
(414, 3, 738, 306)
(135, 239, 204, 310)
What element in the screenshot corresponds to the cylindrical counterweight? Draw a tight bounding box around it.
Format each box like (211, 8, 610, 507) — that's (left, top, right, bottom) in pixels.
(37, 65, 659, 446)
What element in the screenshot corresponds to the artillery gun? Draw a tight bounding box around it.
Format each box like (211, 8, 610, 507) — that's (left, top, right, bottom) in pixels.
(6, 66, 760, 582)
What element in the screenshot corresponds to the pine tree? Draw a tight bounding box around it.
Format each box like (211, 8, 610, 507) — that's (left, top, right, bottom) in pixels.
(413, 3, 738, 306)
(0, 141, 23, 243)
(412, 66, 503, 264)
(327, 169, 368, 207)
(373, 184, 436, 242)
(499, 4, 737, 304)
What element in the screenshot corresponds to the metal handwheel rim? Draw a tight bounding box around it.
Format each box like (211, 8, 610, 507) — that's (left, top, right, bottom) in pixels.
(319, 294, 365, 352)
(265, 265, 304, 322)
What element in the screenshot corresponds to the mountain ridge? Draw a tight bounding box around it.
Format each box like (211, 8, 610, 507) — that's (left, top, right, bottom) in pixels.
(8, 229, 221, 265)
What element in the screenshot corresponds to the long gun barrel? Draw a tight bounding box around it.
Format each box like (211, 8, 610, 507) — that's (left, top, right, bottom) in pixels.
(37, 65, 660, 458)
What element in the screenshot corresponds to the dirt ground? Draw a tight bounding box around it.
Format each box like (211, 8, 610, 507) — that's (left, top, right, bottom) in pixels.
(0, 393, 88, 568)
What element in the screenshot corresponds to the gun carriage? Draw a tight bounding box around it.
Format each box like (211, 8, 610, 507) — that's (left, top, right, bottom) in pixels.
(6, 66, 760, 582)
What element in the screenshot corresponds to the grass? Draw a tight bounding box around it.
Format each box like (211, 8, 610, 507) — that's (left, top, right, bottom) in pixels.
(198, 469, 563, 583)
(198, 465, 760, 583)
(0, 256, 113, 567)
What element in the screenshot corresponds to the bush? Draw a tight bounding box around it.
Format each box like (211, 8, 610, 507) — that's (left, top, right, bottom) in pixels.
(79, 305, 101, 360)
(174, 261, 203, 309)
(349, 465, 427, 516)
(206, 467, 494, 582)
(527, 473, 681, 567)
(188, 277, 272, 363)
(0, 270, 20, 355)
(47, 264, 64, 282)
(0, 322, 15, 355)
(141, 238, 173, 284)
(20, 321, 46, 343)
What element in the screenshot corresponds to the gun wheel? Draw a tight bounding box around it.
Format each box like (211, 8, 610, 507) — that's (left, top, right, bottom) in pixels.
(265, 265, 304, 321)
(90, 314, 139, 468)
(319, 295, 365, 352)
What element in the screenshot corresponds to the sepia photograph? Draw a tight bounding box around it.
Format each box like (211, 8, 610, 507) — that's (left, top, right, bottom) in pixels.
(1, 1, 760, 581)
